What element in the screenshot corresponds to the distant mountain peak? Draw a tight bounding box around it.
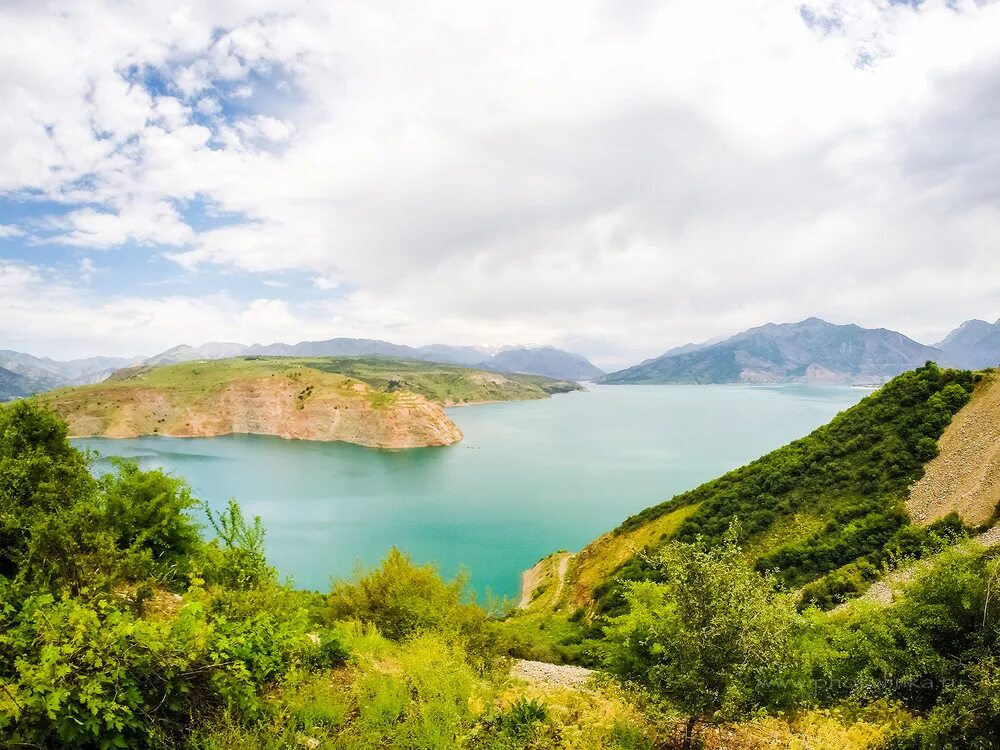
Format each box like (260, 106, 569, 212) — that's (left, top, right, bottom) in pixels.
(936, 318, 1000, 368)
(601, 319, 941, 386)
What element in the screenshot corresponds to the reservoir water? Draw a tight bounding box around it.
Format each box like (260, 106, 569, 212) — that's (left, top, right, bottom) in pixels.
(74, 384, 867, 599)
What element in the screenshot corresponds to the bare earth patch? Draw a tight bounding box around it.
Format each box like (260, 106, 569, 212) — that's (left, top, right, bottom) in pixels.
(907, 373, 1000, 527)
(510, 659, 595, 690)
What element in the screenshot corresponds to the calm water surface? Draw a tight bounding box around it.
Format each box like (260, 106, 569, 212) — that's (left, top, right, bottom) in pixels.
(74, 384, 866, 599)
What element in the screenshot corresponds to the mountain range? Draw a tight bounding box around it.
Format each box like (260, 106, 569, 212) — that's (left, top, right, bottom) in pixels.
(0, 340, 604, 401)
(0, 350, 143, 401)
(3, 317, 999, 400)
(600, 317, 1000, 385)
(144, 340, 605, 381)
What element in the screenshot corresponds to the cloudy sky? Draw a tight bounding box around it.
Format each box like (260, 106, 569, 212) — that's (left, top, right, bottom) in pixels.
(1, 0, 999, 368)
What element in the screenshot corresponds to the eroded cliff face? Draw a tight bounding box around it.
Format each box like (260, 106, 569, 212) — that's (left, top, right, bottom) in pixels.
(45, 373, 463, 449)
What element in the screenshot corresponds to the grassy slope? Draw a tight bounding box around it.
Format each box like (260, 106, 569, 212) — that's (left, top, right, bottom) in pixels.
(523, 364, 985, 618)
(98, 356, 582, 405)
(296, 356, 582, 404)
(38, 358, 359, 425)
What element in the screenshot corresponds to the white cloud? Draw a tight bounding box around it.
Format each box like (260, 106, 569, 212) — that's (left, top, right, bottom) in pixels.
(79, 258, 96, 283)
(0, 262, 329, 358)
(54, 201, 195, 248)
(237, 115, 295, 142)
(313, 275, 339, 291)
(195, 97, 222, 116)
(0, 260, 42, 289)
(1, 0, 1000, 366)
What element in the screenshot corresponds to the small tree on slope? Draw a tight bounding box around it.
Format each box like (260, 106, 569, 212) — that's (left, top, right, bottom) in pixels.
(603, 529, 804, 749)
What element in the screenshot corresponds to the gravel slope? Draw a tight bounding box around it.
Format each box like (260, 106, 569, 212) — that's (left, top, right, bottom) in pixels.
(510, 660, 595, 690)
(907, 373, 1000, 527)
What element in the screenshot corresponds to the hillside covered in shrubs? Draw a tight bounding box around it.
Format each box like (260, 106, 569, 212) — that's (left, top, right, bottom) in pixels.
(593, 363, 985, 613)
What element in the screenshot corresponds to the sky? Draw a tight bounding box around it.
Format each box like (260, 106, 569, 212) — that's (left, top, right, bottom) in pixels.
(1, 0, 999, 369)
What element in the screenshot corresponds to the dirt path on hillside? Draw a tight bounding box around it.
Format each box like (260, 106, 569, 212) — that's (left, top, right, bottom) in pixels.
(519, 552, 573, 608)
(552, 553, 572, 603)
(510, 660, 595, 690)
(907, 375, 1000, 527)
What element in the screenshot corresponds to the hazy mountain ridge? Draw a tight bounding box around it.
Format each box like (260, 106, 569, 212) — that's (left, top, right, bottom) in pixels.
(601, 318, 946, 385)
(4, 317, 999, 398)
(142, 339, 605, 381)
(0, 350, 142, 397)
(0, 365, 36, 401)
(0, 339, 602, 400)
(935, 318, 1000, 369)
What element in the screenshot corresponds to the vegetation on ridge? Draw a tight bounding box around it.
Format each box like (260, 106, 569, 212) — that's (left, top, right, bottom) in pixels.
(592, 363, 978, 613)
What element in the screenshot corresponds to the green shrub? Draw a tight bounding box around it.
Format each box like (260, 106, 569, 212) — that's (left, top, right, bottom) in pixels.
(0, 400, 96, 582)
(0, 401, 350, 748)
(0, 588, 343, 748)
(326, 548, 502, 670)
(472, 697, 551, 747)
(202, 500, 274, 590)
(98, 459, 202, 579)
(350, 633, 480, 748)
(878, 657, 1000, 750)
(799, 559, 881, 610)
(1, 400, 204, 594)
(814, 545, 1000, 714)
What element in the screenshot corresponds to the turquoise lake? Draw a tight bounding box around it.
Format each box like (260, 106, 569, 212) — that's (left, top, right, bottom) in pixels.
(74, 384, 867, 600)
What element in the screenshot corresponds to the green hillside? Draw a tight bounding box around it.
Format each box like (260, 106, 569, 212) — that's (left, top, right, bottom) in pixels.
(294, 356, 583, 403)
(102, 356, 582, 405)
(518, 364, 989, 621)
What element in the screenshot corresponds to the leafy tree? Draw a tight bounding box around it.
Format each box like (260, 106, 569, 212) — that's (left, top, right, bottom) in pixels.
(99, 458, 201, 574)
(603, 531, 804, 748)
(0, 400, 94, 580)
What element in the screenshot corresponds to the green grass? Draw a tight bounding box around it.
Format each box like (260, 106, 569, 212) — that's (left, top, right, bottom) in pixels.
(299, 356, 582, 404)
(498, 610, 598, 665)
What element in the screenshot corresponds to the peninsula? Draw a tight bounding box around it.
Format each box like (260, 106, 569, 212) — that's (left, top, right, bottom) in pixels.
(36, 356, 581, 449)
